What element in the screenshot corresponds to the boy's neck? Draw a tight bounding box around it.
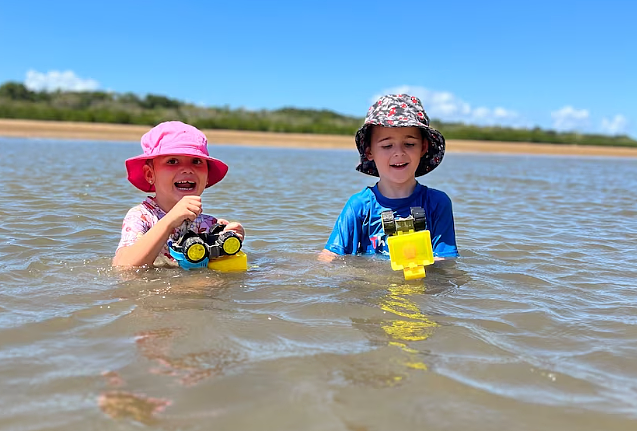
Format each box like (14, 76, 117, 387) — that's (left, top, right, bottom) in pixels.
(376, 179, 418, 199)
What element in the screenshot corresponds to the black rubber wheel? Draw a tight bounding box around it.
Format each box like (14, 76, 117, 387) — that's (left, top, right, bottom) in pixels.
(218, 231, 242, 255)
(381, 211, 396, 236)
(411, 207, 427, 231)
(182, 236, 208, 263)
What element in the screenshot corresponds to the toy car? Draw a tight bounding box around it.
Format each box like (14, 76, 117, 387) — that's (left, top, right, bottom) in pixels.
(169, 223, 247, 271)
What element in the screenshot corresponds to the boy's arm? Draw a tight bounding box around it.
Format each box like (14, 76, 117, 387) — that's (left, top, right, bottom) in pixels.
(430, 192, 459, 258)
(321, 201, 361, 260)
(318, 249, 339, 262)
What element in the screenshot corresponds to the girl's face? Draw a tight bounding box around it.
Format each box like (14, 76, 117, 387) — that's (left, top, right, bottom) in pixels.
(143, 155, 209, 211)
(366, 126, 427, 191)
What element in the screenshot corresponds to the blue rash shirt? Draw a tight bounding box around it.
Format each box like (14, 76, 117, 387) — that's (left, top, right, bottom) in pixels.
(325, 183, 459, 258)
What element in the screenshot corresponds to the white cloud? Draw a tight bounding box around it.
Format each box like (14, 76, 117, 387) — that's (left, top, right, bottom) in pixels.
(550, 106, 590, 132)
(369, 87, 634, 137)
(552, 107, 632, 136)
(24, 69, 100, 92)
(372, 85, 522, 127)
(600, 114, 628, 135)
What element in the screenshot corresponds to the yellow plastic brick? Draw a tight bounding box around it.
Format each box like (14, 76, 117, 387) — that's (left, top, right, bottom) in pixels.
(207, 251, 248, 272)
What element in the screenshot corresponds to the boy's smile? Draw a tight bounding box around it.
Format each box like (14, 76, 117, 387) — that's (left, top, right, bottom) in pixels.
(144, 155, 209, 211)
(366, 126, 427, 197)
(390, 162, 408, 169)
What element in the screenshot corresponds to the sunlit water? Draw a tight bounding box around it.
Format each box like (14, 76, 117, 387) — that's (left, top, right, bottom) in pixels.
(1, 137, 636, 430)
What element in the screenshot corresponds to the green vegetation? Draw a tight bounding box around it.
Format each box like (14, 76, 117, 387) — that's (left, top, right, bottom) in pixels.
(430, 121, 637, 147)
(1, 81, 635, 147)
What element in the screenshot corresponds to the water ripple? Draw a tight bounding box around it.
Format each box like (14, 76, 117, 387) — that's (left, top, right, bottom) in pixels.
(1, 139, 637, 428)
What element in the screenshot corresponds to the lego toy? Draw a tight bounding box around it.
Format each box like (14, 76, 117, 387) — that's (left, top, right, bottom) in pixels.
(381, 207, 434, 280)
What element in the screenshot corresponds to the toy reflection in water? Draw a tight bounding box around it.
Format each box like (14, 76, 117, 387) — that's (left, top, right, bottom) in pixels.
(379, 283, 437, 376)
(382, 207, 434, 280)
(168, 223, 247, 272)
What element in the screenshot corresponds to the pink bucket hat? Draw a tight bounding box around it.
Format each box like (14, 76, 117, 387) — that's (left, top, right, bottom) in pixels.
(125, 121, 228, 192)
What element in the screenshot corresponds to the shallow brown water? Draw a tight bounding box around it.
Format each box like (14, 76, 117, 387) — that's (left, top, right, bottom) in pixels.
(0, 137, 636, 430)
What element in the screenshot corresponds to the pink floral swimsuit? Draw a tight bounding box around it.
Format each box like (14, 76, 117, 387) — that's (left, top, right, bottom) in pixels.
(117, 197, 218, 267)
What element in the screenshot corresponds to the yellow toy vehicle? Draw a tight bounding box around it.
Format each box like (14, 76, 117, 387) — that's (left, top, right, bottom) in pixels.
(381, 207, 434, 280)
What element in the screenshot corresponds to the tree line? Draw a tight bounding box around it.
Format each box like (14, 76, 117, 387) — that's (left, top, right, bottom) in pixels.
(0, 81, 635, 147)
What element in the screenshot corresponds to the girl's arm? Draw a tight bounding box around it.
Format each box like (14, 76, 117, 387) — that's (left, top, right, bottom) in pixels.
(112, 216, 177, 267)
(216, 219, 245, 240)
(113, 196, 203, 268)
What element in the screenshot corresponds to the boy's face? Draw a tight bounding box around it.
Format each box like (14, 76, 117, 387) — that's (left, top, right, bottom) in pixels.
(366, 126, 427, 187)
(143, 155, 209, 210)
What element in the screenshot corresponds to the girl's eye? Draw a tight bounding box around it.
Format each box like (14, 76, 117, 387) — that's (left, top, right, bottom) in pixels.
(193, 158, 203, 165)
(166, 158, 178, 164)
(381, 144, 392, 149)
(405, 142, 416, 147)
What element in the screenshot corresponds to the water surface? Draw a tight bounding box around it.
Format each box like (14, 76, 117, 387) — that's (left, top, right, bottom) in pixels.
(0, 137, 636, 430)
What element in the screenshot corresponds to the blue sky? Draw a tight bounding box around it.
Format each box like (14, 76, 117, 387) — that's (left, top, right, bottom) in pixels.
(1, 0, 635, 137)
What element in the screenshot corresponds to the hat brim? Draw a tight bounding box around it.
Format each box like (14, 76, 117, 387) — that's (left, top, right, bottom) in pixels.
(125, 152, 228, 192)
(354, 122, 446, 177)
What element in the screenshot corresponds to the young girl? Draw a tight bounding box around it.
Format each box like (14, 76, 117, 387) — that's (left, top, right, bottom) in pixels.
(321, 94, 458, 260)
(113, 121, 245, 268)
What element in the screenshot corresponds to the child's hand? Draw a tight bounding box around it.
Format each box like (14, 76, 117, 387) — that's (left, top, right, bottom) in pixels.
(164, 196, 203, 230)
(217, 219, 245, 240)
(318, 249, 338, 262)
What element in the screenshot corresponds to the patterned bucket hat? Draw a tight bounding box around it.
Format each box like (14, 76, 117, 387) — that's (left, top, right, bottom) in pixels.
(355, 94, 446, 177)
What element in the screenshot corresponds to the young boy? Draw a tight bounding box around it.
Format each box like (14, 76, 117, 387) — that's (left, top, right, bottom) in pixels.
(321, 94, 458, 260)
(113, 121, 244, 268)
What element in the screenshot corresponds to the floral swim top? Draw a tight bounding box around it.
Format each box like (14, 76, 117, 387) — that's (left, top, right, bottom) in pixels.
(117, 196, 218, 267)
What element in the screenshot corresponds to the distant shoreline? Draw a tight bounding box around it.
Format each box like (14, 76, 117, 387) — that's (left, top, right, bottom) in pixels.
(2, 118, 637, 158)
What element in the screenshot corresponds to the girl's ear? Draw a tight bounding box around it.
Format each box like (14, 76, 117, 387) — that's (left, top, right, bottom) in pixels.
(143, 163, 155, 185)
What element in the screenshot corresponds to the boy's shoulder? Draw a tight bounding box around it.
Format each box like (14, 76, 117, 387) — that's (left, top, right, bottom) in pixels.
(344, 186, 377, 208)
(340, 184, 453, 214)
(376, 183, 453, 211)
(423, 186, 452, 203)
